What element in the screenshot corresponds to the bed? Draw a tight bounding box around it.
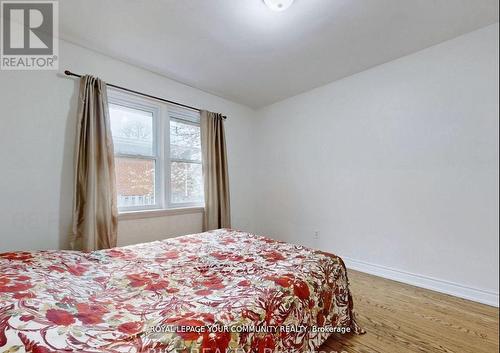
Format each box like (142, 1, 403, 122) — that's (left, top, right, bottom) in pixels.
(0, 229, 362, 353)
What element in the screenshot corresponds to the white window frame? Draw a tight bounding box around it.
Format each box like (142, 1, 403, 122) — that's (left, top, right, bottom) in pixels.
(108, 89, 204, 213)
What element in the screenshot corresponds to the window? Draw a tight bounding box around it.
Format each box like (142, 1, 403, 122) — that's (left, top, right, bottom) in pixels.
(108, 90, 204, 212)
(169, 107, 204, 205)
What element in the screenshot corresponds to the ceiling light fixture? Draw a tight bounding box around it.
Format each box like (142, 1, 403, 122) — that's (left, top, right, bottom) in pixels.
(263, 0, 294, 12)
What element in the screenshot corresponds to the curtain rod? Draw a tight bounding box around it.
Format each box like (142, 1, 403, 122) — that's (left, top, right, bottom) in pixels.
(64, 70, 226, 118)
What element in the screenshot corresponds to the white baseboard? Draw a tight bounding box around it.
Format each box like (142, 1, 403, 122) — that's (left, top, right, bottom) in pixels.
(342, 256, 499, 308)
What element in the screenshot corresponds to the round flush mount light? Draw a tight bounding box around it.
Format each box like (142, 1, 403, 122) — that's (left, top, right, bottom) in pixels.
(263, 0, 294, 12)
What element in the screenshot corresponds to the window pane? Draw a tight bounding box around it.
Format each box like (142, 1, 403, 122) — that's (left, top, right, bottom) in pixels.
(115, 157, 155, 208)
(170, 120, 201, 161)
(109, 104, 154, 156)
(171, 162, 203, 204)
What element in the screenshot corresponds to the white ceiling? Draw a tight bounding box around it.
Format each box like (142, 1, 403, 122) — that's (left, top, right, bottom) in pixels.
(59, 0, 499, 108)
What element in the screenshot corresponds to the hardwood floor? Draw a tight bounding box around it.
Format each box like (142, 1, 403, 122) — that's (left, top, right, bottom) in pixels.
(322, 270, 499, 353)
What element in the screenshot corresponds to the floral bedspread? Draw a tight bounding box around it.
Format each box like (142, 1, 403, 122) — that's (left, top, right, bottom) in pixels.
(0, 229, 362, 353)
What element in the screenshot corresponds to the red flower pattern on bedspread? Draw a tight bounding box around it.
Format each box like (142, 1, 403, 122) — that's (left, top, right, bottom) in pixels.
(0, 229, 362, 352)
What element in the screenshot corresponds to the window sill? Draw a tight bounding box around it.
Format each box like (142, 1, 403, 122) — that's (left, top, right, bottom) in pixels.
(118, 207, 204, 221)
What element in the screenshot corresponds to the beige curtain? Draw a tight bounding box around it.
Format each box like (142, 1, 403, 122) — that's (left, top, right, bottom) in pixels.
(72, 75, 118, 251)
(201, 111, 231, 231)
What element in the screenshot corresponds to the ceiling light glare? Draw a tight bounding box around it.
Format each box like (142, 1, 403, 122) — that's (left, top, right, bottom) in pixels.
(263, 0, 294, 12)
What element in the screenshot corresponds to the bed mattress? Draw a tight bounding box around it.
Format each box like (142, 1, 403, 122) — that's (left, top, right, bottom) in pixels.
(0, 229, 362, 352)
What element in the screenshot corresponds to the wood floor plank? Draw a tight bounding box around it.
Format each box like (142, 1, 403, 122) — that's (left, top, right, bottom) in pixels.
(321, 270, 499, 353)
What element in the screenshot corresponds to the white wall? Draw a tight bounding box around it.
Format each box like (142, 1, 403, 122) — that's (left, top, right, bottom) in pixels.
(0, 40, 256, 251)
(117, 212, 203, 247)
(253, 24, 499, 305)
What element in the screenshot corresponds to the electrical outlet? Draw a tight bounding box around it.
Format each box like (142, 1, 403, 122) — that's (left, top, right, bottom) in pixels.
(314, 231, 320, 240)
